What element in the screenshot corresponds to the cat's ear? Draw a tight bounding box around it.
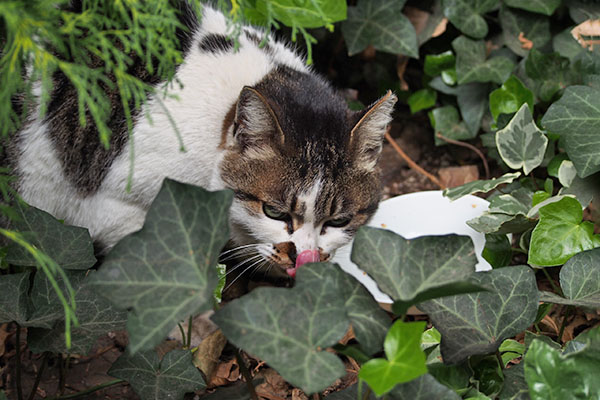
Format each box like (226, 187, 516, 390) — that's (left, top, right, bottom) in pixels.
(233, 86, 284, 153)
(349, 91, 397, 171)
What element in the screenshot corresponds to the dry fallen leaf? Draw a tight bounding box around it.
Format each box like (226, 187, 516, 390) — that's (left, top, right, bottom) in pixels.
(0, 323, 9, 358)
(397, 55, 410, 90)
(404, 6, 448, 39)
(438, 165, 479, 189)
(571, 19, 600, 50)
(518, 32, 534, 50)
(193, 329, 227, 381)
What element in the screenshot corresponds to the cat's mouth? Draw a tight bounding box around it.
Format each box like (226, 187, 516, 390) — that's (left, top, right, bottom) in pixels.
(268, 241, 330, 277)
(220, 242, 330, 282)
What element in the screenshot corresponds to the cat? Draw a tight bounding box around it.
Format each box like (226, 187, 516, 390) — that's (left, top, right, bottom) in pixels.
(6, 4, 397, 279)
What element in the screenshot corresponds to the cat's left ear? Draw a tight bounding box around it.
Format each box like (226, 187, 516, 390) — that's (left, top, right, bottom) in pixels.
(349, 91, 397, 171)
(233, 86, 284, 154)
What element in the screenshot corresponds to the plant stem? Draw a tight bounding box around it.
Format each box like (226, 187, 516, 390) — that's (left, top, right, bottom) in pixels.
(495, 349, 505, 370)
(15, 322, 23, 400)
(187, 315, 193, 349)
(177, 322, 186, 346)
(541, 268, 563, 297)
(362, 384, 372, 400)
(27, 352, 50, 400)
(511, 247, 528, 254)
(385, 131, 445, 189)
(436, 132, 490, 180)
(45, 379, 125, 400)
(558, 306, 572, 343)
(235, 349, 258, 400)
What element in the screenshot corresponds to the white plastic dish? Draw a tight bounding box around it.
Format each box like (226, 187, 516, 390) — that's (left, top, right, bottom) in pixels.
(332, 190, 491, 303)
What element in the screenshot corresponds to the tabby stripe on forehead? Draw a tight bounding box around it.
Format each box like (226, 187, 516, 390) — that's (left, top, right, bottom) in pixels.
(357, 202, 379, 216)
(234, 191, 259, 202)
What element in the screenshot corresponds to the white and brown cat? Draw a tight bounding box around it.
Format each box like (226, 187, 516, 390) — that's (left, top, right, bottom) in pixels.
(7, 4, 396, 279)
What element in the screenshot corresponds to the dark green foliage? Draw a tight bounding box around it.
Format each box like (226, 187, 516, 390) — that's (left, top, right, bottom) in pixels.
(109, 349, 205, 400)
(89, 179, 233, 354)
(1, 1, 600, 399)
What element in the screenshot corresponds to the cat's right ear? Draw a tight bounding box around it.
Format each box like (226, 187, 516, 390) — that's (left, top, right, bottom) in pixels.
(349, 91, 397, 171)
(233, 86, 284, 154)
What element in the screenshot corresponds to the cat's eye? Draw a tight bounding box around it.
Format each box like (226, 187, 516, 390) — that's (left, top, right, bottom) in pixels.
(325, 217, 352, 228)
(263, 203, 289, 221)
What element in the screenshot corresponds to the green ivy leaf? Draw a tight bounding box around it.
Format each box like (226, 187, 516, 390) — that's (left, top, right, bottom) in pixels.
(396, 376, 463, 400)
(499, 339, 525, 366)
(443, 172, 521, 201)
(489, 76, 534, 123)
(342, 0, 418, 58)
(539, 248, 600, 308)
(90, 179, 233, 354)
(498, 363, 529, 400)
(419, 266, 538, 365)
(568, 1, 600, 23)
(524, 338, 600, 399)
(470, 355, 504, 397)
(468, 213, 536, 235)
(27, 271, 127, 354)
(428, 105, 474, 144)
(326, 384, 377, 400)
(441, 0, 497, 39)
(0, 272, 31, 325)
(255, 0, 347, 28)
(553, 29, 584, 62)
(5, 204, 96, 270)
(528, 197, 600, 266)
(547, 153, 570, 177)
(408, 89, 437, 114)
(424, 51, 456, 76)
(500, 6, 551, 57)
(559, 171, 600, 208)
(212, 263, 350, 394)
(482, 234, 512, 268)
(332, 374, 462, 400)
(503, 0, 560, 16)
(541, 85, 600, 178)
(457, 82, 490, 135)
(109, 349, 205, 400)
(351, 228, 484, 315)
(341, 272, 391, 356)
(359, 321, 427, 396)
(525, 49, 571, 102)
(453, 36, 515, 85)
(495, 104, 547, 174)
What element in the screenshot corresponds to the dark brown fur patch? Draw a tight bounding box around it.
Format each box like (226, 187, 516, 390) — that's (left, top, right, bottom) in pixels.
(39, 2, 200, 196)
(199, 33, 234, 54)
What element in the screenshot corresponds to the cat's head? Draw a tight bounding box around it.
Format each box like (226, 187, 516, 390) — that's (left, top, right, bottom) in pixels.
(220, 67, 396, 278)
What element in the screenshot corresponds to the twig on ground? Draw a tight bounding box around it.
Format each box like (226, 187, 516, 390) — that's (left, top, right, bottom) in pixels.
(435, 132, 490, 180)
(27, 352, 50, 400)
(15, 323, 23, 400)
(235, 349, 259, 400)
(45, 379, 125, 400)
(384, 131, 445, 189)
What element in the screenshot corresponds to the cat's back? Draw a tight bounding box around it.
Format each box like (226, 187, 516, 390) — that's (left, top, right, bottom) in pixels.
(10, 5, 308, 248)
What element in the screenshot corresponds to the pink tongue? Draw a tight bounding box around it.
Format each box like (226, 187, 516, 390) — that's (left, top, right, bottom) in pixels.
(286, 249, 320, 278)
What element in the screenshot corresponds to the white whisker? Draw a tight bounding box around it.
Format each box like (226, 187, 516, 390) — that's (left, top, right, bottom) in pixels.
(219, 248, 259, 263)
(225, 254, 263, 277)
(220, 243, 261, 256)
(224, 257, 267, 291)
